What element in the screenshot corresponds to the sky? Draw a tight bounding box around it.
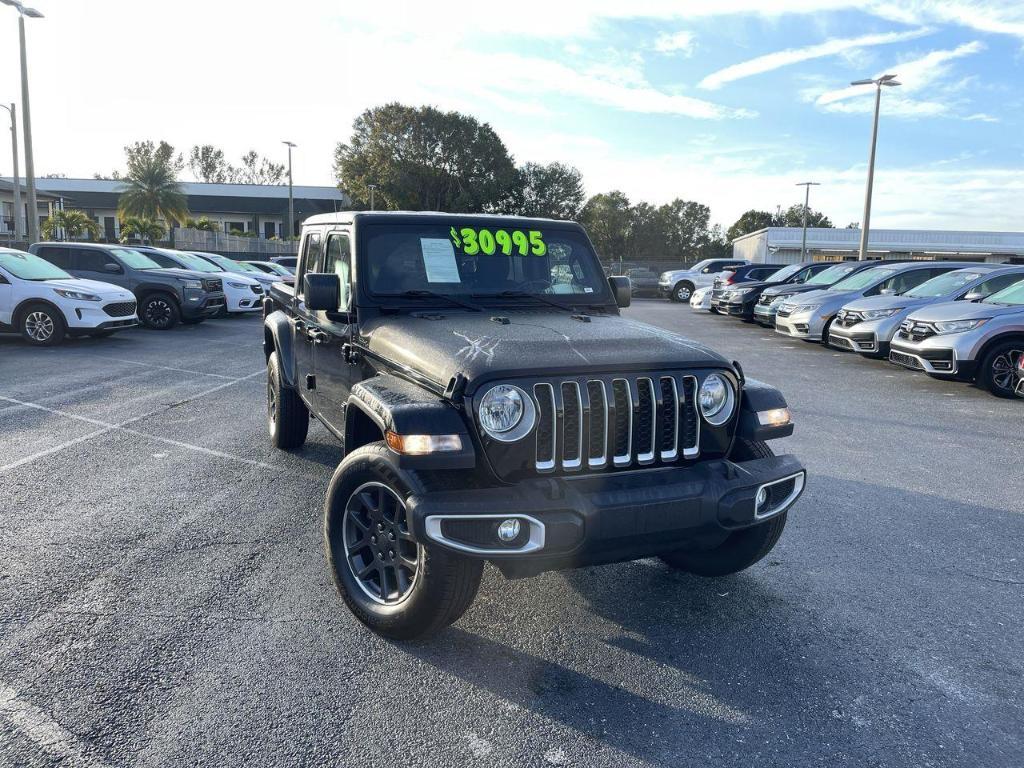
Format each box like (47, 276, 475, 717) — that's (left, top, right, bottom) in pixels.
(1, 0, 1023, 232)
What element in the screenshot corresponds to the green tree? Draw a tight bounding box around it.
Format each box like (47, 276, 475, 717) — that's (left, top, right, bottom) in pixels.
(40, 209, 101, 241)
(117, 140, 189, 225)
(229, 150, 285, 185)
(333, 103, 518, 212)
(659, 199, 713, 260)
(185, 216, 220, 232)
(506, 162, 585, 220)
(624, 201, 668, 261)
(579, 191, 632, 264)
(726, 210, 777, 242)
(119, 216, 166, 244)
(779, 203, 832, 228)
(189, 145, 230, 183)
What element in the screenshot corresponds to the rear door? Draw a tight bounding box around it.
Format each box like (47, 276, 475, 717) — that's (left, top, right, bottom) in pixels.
(313, 230, 356, 433)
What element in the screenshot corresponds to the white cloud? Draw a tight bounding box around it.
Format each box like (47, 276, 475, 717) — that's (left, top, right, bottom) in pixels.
(654, 31, 696, 55)
(965, 113, 999, 122)
(698, 28, 933, 90)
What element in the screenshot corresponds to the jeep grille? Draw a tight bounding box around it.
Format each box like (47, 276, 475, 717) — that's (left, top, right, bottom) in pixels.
(532, 375, 699, 473)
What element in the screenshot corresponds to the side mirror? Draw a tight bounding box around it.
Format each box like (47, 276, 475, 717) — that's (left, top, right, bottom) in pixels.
(879, 288, 895, 295)
(104, 263, 122, 274)
(304, 272, 340, 311)
(609, 275, 631, 308)
(962, 290, 987, 302)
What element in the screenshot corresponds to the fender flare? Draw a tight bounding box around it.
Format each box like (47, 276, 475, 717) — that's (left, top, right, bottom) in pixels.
(13, 297, 67, 328)
(263, 310, 296, 388)
(735, 378, 794, 442)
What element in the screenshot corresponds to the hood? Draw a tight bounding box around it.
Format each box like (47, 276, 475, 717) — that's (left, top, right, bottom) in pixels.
(908, 300, 1024, 323)
(220, 271, 261, 286)
(361, 310, 730, 390)
(842, 294, 932, 312)
(41, 278, 134, 299)
(762, 283, 820, 299)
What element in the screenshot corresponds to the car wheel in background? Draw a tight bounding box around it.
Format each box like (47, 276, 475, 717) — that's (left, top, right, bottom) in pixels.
(140, 294, 180, 330)
(979, 340, 1024, 398)
(658, 438, 787, 576)
(671, 282, 694, 302)
(18, 303, 66, 347)
(267, 351, 309, 449)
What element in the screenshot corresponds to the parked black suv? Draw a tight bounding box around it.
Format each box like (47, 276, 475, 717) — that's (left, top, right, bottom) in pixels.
(718, 262, 834, 321)
(31, 242, 226, 329)
(263, 212, 806, 639)
(709, 264, 786, 313)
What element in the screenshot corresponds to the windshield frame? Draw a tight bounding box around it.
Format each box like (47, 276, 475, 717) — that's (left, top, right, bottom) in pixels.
(354, 215, 617, 311)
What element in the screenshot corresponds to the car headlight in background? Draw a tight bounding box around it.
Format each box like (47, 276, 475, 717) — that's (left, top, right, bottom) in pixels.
(53, 289, 101, 301)
(180, 279, 202, 289)
(861, 307, 903, 320)
(478, 384, 536, 441)
(794, 303, 822, 314)
(227, 281, 250, 289)
(934, 318, 989, 334)
(698, 374, 735, 426)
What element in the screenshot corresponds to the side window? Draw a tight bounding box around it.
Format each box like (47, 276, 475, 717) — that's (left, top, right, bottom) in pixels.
(885, 269, 934, 295)
(37, 246, 71, 269)
(973, 273, 1024, 297)
(752, 267, 777, 280)
(323, 233, 353, 312)
(145, 252, 176, 269)
(76, 249, 111, 272)
(296, 232, 323, 299)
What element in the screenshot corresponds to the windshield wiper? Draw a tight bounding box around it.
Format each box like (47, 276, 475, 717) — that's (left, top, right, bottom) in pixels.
(470, 290, 581, 313)
(381, 289, 483, 312)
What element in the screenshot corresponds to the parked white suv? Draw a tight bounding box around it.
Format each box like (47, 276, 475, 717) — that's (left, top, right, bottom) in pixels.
(658, 259, 749, 302)
(139, 247, 264, 314)
(0, 246, 138, 346)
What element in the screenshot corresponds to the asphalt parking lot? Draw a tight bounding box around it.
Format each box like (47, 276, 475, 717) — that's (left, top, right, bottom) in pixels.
(1, 302, 1021, 768)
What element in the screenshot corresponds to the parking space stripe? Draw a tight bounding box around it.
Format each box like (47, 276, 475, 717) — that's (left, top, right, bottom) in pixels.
(0, 685, 113, 768)
(91, 356, 241, 380)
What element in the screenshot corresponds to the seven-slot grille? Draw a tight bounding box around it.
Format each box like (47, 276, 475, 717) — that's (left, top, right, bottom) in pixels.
(897, 319, 937, 342)
(532, 375, 699, 473)
(102, 301, 136, 317)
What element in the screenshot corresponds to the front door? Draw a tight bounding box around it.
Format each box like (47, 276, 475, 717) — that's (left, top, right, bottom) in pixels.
(292, 230, 323, 411)
(313, 230, 357, 435)
(0, 271, 13, 326)
(76, 248, 129, 288)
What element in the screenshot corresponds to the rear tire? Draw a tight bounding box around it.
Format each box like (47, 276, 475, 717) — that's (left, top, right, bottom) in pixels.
(140, 294, 180, 330)
(267, 351, 309, 449)
(670, 282, 694, 303)
(18, 303, 66, 347)
(978, 340, 1024, 398)
(324, 442, 484, 639)
(659, 438, 787, 577)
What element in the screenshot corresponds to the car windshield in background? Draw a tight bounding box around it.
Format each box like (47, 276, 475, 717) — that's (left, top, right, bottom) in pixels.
(115, 248, 164, 270)
(168, 252, 221, 273)
(201, 253, 251, 272)
(903, 271, 984, 298)
(0, 249, 72, 281)
(827, 266, 898, 291)
(806, 263, 860, 285)
(766, 264, 803, 282)
(983, 279, 1024, 306)
(362, 222, 612, 301)
(263, 262, 292, 275)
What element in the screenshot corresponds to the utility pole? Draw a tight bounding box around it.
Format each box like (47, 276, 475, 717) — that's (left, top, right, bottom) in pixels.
(850, 73, 900, 260)
(367, 184, 377, 211)
(795, 181, 820, 262)
(282, 140, 295, 238)
(1, 102, 21, 240)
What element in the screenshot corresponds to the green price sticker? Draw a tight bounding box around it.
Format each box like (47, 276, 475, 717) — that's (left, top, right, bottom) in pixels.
(450, 227, 546, 257)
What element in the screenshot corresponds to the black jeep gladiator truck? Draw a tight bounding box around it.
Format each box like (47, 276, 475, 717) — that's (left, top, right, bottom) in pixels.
(263, 212, 806, 639)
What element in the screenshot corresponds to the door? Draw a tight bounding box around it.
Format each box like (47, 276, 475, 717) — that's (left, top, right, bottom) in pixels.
(76, 248, 129, 288)
(313, 231, 357, 434)
(0, 270, 13, 326)
(292, 230, 323, 409)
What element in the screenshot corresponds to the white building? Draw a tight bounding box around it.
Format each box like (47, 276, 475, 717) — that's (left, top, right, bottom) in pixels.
(733, 227, 1024, 266)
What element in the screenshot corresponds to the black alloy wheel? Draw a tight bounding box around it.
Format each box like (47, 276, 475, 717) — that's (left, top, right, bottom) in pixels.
(343, 482, 420, 604)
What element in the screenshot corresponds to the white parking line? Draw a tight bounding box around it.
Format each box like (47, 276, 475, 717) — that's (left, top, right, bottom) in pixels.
(0, 685, 113, 768)
(0, 371, 288, 474)
(92, 356, 240, 380)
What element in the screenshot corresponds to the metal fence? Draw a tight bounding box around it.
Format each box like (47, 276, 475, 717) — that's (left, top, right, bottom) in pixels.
(169, 228, 297, 256)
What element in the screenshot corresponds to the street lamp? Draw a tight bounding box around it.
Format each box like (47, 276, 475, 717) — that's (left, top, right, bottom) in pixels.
(282, 140, 295, 238)
(367, 184, 377, 211)
(850, 73, 900, 260)
(1, 0, 43, 245)
(0, 102, 21, 240)
(794, 181, 820, 262)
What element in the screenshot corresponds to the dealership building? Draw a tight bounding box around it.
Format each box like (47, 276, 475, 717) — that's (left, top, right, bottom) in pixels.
(733, 227, 1024, 266)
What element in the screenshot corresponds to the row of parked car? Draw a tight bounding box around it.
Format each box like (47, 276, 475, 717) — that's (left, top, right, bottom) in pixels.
(672, 258, 1024, 399)
(0, 242, 296, 346)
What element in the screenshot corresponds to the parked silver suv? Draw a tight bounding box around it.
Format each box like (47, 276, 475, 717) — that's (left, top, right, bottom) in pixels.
(775, 262, 975, 343)
(828, 266, 1024, 358)
(888, 276, 1024, 398)
(659, 259, 748, 302)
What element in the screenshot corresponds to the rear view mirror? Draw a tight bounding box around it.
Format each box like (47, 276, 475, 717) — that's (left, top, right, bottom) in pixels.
(304, 272, 340, 311)
(104, 263, 121, 274)
(608, 276, 631, 308)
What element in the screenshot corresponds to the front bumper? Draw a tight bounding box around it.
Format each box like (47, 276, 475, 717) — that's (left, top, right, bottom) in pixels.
(724, 298, 757, 318)
(888, 337, 975, 379)
(753, 304, 778, 325)
(182, 291, 227, 319)
(225, 287, 264, 313)
(827, 323, 881, 354)
(406, 454, 806, 578)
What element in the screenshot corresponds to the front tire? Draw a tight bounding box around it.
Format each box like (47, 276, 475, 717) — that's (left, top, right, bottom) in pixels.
(324, 442, 484, 640)
(670, 282, 694, 302)
(19, 303, 66, 346)
(978, 340, 1024, 398)
(659, 438, 787, 577)
(140, 294, 180, 330)
(267, 351, 309, 449)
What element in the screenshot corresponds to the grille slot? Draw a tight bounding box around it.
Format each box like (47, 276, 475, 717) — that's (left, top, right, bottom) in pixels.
(659, 377, 678, 460)
(636, 378, 656, 464)
(534, 384, 555, 471)
(681, 376, 699, 457)
(611, 379, 632, 466)
(561, 382, 583, 470)
(586, 381, 607, 468)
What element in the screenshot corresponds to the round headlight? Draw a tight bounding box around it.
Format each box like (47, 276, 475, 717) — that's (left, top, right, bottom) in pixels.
(699, 374, 735, 426)
(478, 385, 535, 441)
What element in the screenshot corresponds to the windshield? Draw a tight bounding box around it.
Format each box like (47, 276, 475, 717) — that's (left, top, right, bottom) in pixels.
(115, 248, 164, 270)
(362, 222, 612, 303)
(827, 266, 898, 292)
(199, 253, 253, 273)
(903, 270, 984, 298)
(807, 263, 860, 285)
(766, 264, 803, 282)
(983, 278, 1024, 306)
(261, 262, 292, 276)
(165, 251, 221, 273)
(0, 249, 71, 281)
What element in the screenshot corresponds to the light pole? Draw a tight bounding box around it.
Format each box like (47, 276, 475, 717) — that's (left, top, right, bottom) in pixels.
(0, 102, 21, 240)
(850, 73, 900, 260)
(367, 184, 377, 211)
(282, 140, 295, 238)
(795, 181, 820, 262)
(1, 0, 43, 245)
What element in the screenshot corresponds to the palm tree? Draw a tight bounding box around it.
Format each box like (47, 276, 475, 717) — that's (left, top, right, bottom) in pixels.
(119, 216, 167, 244)
(40, 209, 101, 241)
(117, 155, 189, 225)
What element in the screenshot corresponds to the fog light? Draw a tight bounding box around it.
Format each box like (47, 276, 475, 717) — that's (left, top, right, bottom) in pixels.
(756, 487, 769, 510)
(497, 519, 521, 542)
